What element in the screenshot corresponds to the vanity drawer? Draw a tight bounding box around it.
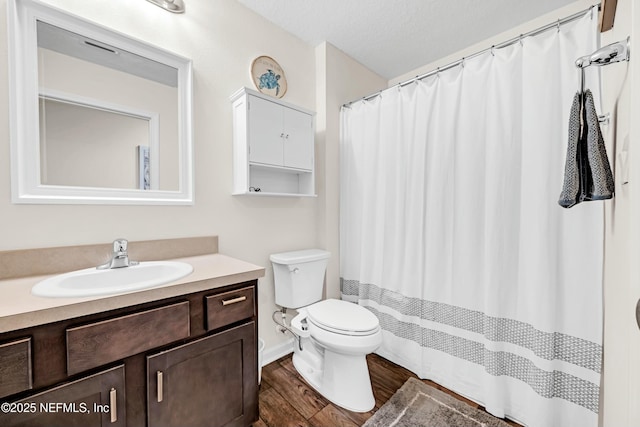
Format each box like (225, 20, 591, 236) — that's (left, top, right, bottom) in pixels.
(205, 286, 255, 330)
(67, 301, 190, 375)
(0, 337, 32, 398)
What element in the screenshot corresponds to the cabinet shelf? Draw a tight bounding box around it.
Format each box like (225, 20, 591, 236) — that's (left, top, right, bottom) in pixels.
(233, 191, 317, 197)
(231, 87, 315, 197)
(248, 162, 312, 174)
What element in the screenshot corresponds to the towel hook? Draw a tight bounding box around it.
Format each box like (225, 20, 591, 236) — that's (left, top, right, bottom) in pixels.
(576, 37, 631, 69)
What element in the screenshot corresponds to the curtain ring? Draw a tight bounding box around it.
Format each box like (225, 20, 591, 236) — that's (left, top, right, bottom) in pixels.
(461, 57, 465, 68)
(491, 45, 495, 56)
(436, 67, 440, 78)
(519, 34, 524, 46)
(557, 19, 560, 33)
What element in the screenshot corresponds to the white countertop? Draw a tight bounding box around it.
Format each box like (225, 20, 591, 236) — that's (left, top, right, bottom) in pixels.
(0, 253, 265, 333)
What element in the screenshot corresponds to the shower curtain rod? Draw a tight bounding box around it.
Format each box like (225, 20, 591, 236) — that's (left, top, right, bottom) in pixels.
(343, 4, 601, 108)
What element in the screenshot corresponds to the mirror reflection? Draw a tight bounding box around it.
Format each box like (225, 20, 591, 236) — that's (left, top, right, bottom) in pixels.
(39, 97, 157, 189)
(36, 21, 179, 192)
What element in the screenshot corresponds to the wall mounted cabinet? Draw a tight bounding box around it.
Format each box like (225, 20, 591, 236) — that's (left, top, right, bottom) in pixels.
(231, 87, 316, 196)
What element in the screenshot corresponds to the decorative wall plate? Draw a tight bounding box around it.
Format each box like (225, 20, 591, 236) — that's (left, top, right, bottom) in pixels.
(251, 56, 287, 98)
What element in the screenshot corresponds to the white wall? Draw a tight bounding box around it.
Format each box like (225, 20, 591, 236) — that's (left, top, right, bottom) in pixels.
(599, 1, 632, 425)
(627, 1, 640, 425)
(390, 1, 639, 425)
(315, 42, 386, 301)
(601, 1, 640, 426)
(0, 0, 317, 353)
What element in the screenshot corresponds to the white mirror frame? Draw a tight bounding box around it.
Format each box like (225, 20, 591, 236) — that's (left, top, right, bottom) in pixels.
(7, 0, 194, 205)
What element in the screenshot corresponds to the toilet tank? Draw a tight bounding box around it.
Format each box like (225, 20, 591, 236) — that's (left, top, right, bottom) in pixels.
(270, 249, 330, 309)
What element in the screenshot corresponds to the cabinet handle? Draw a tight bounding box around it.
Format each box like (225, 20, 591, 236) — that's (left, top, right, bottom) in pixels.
(157, 371, 163, 402)
(221, 296, 247, 306)
(280, 133, 284, 138)
(109, 388, 117, 423)
(285, 134, 289, 139)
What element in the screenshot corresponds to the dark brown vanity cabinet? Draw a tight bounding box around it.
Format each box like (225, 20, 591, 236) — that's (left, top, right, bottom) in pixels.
(0, 280, 259, 427)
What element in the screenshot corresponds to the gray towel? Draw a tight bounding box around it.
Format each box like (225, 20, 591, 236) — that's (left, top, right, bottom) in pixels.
(558, 90, 614, 208)
(558, 93, 582, 208)
(584, 90, 614, 200)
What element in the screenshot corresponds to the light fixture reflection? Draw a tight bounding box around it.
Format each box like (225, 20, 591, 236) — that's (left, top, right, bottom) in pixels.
(146, 0, 185, 13)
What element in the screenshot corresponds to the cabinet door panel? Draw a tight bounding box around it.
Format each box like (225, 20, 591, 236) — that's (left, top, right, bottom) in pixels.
(248, 96, 283, 166)
(0, 365, 125, 427)
(283, 107, 313, 170)
(0, 338, 32, 398)
(147, 322, 256, 427)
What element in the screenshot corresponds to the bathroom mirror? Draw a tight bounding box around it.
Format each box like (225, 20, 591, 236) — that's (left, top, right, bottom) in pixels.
(8, 0, 193, 204)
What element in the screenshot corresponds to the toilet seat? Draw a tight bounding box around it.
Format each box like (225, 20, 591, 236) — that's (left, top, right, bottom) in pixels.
(307, 299, 379, 336)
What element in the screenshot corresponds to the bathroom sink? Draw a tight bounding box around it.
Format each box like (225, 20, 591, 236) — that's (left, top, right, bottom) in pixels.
(32, 261, 194, 298)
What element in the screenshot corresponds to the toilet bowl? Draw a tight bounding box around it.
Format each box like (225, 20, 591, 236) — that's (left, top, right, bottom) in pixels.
(290, 299, 382, 412)
(270, 249, 382, 412)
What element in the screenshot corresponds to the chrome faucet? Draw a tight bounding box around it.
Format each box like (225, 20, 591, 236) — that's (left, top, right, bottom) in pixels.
(97, 239, 139, 269)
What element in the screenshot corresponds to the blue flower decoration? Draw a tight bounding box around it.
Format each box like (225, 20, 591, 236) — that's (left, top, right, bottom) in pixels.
(258, 69, 281, 96)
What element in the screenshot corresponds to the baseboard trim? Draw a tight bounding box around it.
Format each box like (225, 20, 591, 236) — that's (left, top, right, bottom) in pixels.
(262, 338, 294, 366)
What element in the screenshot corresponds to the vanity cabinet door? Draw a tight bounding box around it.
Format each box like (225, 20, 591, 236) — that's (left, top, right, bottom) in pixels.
(147, 322, 257, 427)
(0, 365, 125, 427)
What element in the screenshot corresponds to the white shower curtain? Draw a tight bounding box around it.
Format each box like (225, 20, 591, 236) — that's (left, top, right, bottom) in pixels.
(340, 9, 602, 427)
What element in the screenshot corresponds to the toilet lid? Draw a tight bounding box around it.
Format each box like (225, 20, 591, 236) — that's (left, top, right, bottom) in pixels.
(307, 299, 379, 335)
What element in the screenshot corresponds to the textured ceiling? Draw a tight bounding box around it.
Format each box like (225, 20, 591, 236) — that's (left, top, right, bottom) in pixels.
(237, 0, 579, 80)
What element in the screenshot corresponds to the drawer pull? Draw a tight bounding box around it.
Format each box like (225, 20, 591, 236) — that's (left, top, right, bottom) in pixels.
(221, 296, 247, 306)
(157, 371, 163, 402)
(109, 388, 117, 423)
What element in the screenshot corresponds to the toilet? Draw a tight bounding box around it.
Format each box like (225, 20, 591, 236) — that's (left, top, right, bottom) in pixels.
(270, 249, 382, 412)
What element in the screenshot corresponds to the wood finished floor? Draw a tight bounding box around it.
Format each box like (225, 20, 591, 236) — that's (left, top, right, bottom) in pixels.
(254, 353, 522, 427)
